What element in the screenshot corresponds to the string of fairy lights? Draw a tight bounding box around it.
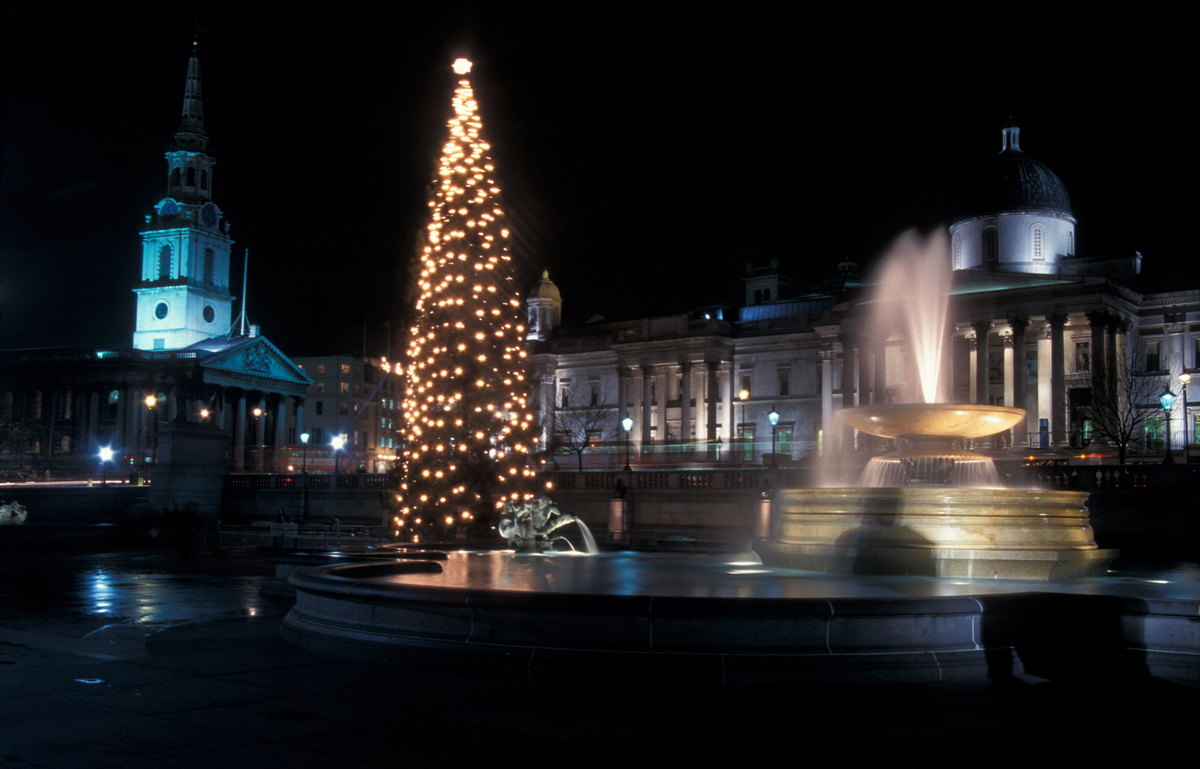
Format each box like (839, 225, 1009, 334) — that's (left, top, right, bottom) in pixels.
(395, 59, 540, 534)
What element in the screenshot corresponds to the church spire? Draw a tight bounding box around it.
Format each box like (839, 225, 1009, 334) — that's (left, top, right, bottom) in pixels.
(172, 38, 208, 153)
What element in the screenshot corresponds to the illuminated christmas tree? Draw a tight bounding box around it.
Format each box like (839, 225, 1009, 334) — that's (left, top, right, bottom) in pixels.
(393, 58, 540, 536)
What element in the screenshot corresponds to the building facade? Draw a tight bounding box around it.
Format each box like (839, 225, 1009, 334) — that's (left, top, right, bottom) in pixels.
(530, 125, 1198, 468)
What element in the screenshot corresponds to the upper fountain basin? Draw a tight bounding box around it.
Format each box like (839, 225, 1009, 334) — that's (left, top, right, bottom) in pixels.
(838, 403, 1025, 439)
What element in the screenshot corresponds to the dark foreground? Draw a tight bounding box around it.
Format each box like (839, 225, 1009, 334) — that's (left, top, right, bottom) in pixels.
(1, 550, 1195, 768)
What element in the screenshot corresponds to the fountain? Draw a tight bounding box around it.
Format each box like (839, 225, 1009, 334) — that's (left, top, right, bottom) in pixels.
(755, 231, 1117, 580)
(279, 240, 1155, 687)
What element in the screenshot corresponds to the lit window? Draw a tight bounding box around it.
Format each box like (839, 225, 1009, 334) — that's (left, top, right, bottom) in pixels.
(341, 364, 351, 374)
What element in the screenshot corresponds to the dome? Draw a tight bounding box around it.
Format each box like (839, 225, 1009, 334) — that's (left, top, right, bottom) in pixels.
(953, 125, 1073, 223)
(529, 270, 561, 301)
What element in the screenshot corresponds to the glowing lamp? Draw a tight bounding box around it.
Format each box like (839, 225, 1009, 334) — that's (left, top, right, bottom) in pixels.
(1160, 390, 1176, 411)
(99, 447, 114, 462)
(452, 58, 473, 74)
(768, 407, 780, 427)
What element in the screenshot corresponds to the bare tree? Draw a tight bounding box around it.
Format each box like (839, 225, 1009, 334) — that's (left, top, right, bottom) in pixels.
(1083, 334, 1165, 465)
(552, 380, 616, 471)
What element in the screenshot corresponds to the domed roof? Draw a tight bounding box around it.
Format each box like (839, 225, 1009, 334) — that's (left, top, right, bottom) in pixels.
(953, 125, 1073, 223)
(529, 270, 561, 301)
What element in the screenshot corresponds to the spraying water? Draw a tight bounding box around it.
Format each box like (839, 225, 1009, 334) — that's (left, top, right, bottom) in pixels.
(868, 230, 952, 404)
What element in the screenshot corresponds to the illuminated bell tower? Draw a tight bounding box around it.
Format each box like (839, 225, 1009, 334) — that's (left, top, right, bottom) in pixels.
(133, 43, 235, 351)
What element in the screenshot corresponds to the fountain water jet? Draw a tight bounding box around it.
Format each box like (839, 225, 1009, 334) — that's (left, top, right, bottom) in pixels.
(756, 231, 1117, 579)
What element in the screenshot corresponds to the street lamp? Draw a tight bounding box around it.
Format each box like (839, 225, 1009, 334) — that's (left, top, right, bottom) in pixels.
(98, 446, 113, 487)
(621, 416, 633, 471)
(1180, 373, 1192, 462)
(1160, 388, 1176, 459)
(300, 432, 310, 473)
(738, 388, 749, 463)
(768, 405, 780, 470)
(331, 434, 346, 474)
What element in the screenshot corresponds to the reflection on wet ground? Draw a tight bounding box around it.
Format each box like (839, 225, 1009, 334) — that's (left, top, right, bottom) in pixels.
(369, 549, 1200, 602)
(1, 550, 1196, 768)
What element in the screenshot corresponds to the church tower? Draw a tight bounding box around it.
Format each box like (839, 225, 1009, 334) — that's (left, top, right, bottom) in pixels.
(133, 42, 235, 350)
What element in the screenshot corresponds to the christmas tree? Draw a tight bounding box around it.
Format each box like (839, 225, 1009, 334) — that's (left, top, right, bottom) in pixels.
(392, 59, 540, 537)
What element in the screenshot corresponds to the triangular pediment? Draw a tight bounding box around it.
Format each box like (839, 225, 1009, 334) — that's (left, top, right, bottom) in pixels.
(191, 336, 312, 390)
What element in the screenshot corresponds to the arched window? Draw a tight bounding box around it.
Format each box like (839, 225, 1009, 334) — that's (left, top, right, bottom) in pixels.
(203, 248, 215, 284)
(1068, 230, 1074, 256)
(158, 244, 172, 280)
(170, 167, 181, 188)
(200, 170, 209, 190)
(953, 233, 962, 269)
(1031, 224, 1045, 261)
(983, 228, 998, 263)
(186, 167, 196, 186)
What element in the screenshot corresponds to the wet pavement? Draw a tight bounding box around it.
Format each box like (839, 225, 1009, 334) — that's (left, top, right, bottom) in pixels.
(2, 549, 1196, 768)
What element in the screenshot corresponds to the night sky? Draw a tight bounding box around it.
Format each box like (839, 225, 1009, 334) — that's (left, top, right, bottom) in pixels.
(2, 6, 1191, 358)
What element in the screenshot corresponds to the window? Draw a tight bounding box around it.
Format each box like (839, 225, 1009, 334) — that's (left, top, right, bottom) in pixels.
(339, 382, 350, 394)
(1031, 224, 1045, 261)
(316, 383, 325, 393)
(1145, 341, 1161, 372)
(776, 427, 793, 458)
(318, 364, 326, 375)
(170, 168, 181, 188)
(186, 167, 196, 186)
(741, 373, 752, 396)
(560, 383, 570, 408)
(778, 369, 790, 397)
(1075, 342, 1090, 373)
(315, 401, 324, 415)
(158, 244, 172, 279)
(203, 248, 215, 283)
(983, 228, 998, 262)
(153, 338, 165, 350)
(953, 233, 962, 269)
(589, 379, 600, 407)
(340, 402, 349, 416)
(763, 288, 771, 302)
(1144, 417, 1163, 450)
(200, 170, 208, 191)
(341, 364, 351, 374)
(1068, 230, 1075, 256)
(313, 427, 324, 445)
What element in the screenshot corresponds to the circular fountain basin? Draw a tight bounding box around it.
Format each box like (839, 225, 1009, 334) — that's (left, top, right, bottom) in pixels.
(838, 403, 1025, 439)
(757, 488, 1117, 580)
(281, 550, 1192, 687)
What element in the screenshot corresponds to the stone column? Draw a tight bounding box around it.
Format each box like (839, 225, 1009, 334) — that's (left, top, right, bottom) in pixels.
(967, 336, 978, 404)
(1009, 317, 1030, 446)
(1049, 314, 1069, 446)
(872, 336, 887, 405)
(1106, 316, 1125, 400)
(275, 395, 287, 458)
(727, 363, 738, 454)
(233, 389, 247, 472)
(640, 364, 653, 447)
(679, 361, 693, 448)
(1002, 332, 1015, 407)
(1037, 324, 1052, 443)
(972, 320, 992, 406)
(539, 374, 555, 449)
(254, 394, 267, 470)
(705, 359, 720, 459)
(616, 366, 630, 424)
(294, 397, 305, 441)
(839, 335, 857, 451)
(655, 368, 668, 447)
(819, 350, 834, 453)
(1086, 310, 1108, 403)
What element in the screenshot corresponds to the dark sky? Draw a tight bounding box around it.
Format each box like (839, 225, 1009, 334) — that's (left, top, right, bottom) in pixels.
(3, 6, 1192, 357)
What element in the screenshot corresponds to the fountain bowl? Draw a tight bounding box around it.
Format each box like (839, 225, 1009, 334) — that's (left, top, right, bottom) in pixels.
(838, 403, 1025, 440)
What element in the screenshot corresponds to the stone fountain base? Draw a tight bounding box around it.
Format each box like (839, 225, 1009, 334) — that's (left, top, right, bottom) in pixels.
(755, 488, 1118, 581)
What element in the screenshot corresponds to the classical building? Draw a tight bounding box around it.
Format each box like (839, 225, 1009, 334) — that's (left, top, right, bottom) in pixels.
(529, 125, 1198, 468)
(287, 355, 403, 473)
(1, 46, 310, 476)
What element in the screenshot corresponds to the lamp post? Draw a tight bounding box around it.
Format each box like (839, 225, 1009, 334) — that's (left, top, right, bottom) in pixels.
(98, 446, 113, 487)
(738, 388, 749, 464)
(299, 432, 310, 522)
(332, 434, 346, 474)
(768, 405, 780, 470)
(621, 416, 633, 472)
(1180, 373, 1192, 462)
(144, 394, 157, 470)
(1160, 388, 1176, 460)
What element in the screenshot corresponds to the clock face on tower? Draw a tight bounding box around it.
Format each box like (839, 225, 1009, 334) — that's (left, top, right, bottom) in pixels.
(201, 203, 218, 228)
